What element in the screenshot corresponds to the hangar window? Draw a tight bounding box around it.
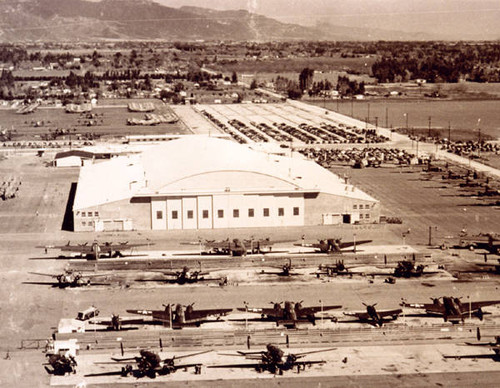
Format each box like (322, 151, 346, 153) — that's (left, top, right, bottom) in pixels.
(82, 221, 86, 226)
(248, 208, 254, 217)
(278, 208, 284, 217)
(82, 212, 86, 217)
(172, 210, 178, 219)
(218, 209, 224, 218)
(353, 205, 357, 210)
(95, 211, 99, 217)
(263, 208, 270, 217)
(233, 209, 239, 218)
(359, 214, 364, 219)
(202, 210, 209, 219)
(365, 213, 370, 219)
(187, 210, 194, 219)
(156, 211, 163, 220)
(293, 207, 300, 216)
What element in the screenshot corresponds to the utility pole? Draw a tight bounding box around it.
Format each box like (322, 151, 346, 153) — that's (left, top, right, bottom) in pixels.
(385, 107, 388, 129)
(448, 121, 451, 142)
(428, 116, 431, 138)
(375, 116, 378, 130)
(350, 98, 353, 117)
(367, 102, 370, 123)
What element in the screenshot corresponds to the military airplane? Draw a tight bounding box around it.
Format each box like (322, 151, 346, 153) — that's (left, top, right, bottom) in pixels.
(362, 260, 440, 278)
(400, 296, 500, 323)
(457, 232, 500, 255)
(141, 266, 226, 285)
(89, 314, 144, 331)
(126, 303, 232, 329)
(23, 271, 111, 288)
(313, 260, 352, 277)
(444, 333, 500, 362)
(86, 349, 210, 378)
(38, 240, 150, 260)
(343, 303, 403, 327)
(258, 259, 299, 277)
(236, 300, 342, 328)
(295, 237, 372, 254)
(181, 237, 291, 256)
(209, 344, 335, 374)
(44, 353, 77, 375)
(473, 258, 500, 274)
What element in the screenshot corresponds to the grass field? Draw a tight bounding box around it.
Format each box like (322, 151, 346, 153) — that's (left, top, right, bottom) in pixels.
(215, 55, 376, 77)
(310, 99, 500, 140)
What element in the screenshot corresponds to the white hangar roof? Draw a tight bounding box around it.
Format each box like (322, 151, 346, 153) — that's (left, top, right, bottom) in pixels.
(73, 136, 377, 210)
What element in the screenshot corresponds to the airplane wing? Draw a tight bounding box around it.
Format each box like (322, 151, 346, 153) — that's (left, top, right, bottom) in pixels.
(28, 272, 58, 278)
(343, 311, 370, 320)
(85, 370, 133, 377)
(126, 309, 159, 317)
(294, 348, 337, 357)
(187, 308, 233, 320)
(401, 302, 445, 314)
(338, 240, 373, 249)
(236, 307, 279, 316)
(56, 245, 94, 254)
(377, 308, 403, 318)
(23, 281, 63, 287)
(208, 363, 262, 369)
(299, 305, 342, 315)
(469, 300, 500, 311)
(167, 350, 212, 361)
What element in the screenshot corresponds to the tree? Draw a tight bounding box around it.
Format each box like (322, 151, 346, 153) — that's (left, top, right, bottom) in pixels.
(299, 67, 314, 91)
(250, 79, 258, 89)
(231, 71, 238, 84)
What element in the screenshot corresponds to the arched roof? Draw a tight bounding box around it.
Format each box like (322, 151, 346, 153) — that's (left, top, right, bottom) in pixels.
(74, 136, 376, 210)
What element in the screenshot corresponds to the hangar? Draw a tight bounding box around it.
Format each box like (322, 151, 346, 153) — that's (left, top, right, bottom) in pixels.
(72, 137, 380, 232)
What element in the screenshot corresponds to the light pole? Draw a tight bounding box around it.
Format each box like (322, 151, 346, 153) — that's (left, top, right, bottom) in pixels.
(428, 116, 432, 138)
(320, 299, 323, 327)
(404, 113, 408, 132)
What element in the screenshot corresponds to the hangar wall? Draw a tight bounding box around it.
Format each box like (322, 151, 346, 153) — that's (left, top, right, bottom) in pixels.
(304, 193, 380, 226)
(149, 193, 305, 230)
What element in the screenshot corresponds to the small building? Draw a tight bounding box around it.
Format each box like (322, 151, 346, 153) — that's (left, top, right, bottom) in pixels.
(54, 150, 95, 167)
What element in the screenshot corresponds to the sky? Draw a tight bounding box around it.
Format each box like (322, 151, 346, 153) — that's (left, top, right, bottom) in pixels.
(154, 0, 500, 39)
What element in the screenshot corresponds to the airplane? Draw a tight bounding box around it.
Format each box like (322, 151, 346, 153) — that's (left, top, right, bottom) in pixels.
(236, 300, 342, 328)
(295, 237, 372, 254)
(444, 331, 500, 362)
(86, 349, 210, 378)
(400, 296, 500, 323)
(313, 260, 352, 277)
(362, 260, 440, 278)
(458, 233, 500, 255)
(23, 270, 111, 288)
(209, 344, 335, 374)
(44, 353, 77, 375)
(126, 303, 232, 329)
(473, 258, 500, 274)
(181, 237, 292, 256)
(343, 303, 403, 327)
(141, 266, 226, 285)
(38, 240, 150, 260)
(258, 259, 299, 277)
(89, 314, 143, 331)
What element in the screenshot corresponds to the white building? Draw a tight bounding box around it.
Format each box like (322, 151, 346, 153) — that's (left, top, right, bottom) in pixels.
(72, 137, 379, 232)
